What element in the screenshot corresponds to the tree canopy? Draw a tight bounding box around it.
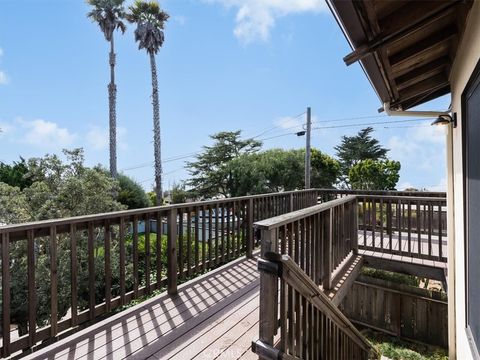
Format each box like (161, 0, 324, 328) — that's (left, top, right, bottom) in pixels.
(186, 131, 262, 198)
(0, 149, 126, 335)
(349, 159, 401, 190)
(334, 127, 390, 188)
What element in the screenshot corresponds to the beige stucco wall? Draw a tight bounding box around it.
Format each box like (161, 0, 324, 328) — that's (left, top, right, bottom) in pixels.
(448, 1, 480, 358)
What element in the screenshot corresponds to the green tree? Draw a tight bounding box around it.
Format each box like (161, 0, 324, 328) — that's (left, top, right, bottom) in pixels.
(227, 148, 340, 197)
(127, 1, 169, 205)
(117, 174, 151, 209)
(334, 127, 389, 187)
(0, 158, 32, 190)
(0, 149, 126, 335)
(310, 149, 341, 189)
(87, 0, 127, 178)
(186, 131, 262, 198)
(348, 159, 401, 190)
(170, 183, 189, 204)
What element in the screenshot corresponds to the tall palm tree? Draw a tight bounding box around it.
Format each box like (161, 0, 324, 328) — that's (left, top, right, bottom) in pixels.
(87, 0, 127, 179)
(127, 1, 169, 205)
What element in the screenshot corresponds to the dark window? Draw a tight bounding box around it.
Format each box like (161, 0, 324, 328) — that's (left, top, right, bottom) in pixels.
(463, 59, 480, 357)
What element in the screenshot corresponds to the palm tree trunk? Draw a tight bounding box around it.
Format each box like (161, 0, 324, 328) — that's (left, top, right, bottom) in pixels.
(150, 52, 162, 205)
(108, 37, 118, 179)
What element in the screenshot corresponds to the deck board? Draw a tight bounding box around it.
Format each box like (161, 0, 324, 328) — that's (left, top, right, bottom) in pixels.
(24, 256, 260, 360)
(21, 230, 447, 360)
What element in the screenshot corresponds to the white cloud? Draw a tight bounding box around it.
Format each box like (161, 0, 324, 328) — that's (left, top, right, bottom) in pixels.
(18, 119, 76, 147)
(0, 71, 8, 85)
(86, 126, 127, 151)
(203, 0, 327, 43)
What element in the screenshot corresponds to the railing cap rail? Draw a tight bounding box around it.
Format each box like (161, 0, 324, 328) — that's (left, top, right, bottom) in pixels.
(254, 195, 357, 230)
(0, 189, 318, 233)
(359, 194, 447, 202)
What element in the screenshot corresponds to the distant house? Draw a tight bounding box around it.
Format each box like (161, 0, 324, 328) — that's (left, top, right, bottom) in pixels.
(328, 1, 480, 358)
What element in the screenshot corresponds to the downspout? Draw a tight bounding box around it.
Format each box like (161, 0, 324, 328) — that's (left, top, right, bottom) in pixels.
(383, 102, 451, 117)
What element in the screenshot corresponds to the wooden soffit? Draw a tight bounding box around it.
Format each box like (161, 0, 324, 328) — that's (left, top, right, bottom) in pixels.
(329, 0, 474, 110)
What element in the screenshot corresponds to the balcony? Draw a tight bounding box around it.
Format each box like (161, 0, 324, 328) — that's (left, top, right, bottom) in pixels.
(0, 189, 447, 359)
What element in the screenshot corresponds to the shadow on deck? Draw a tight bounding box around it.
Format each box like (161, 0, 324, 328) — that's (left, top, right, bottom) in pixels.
(25, 256, 260, 360)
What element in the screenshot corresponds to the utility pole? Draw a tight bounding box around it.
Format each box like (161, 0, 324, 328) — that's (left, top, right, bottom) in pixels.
(305, 107, 312, 189)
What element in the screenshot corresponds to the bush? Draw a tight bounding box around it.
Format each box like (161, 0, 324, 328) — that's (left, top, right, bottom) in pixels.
(117, 174, 151, 209)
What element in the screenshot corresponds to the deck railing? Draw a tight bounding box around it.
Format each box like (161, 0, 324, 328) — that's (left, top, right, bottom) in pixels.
(0, 189, 319, 357)
(357, 195, 447, 262)
(253, 196, 377, 359)
(254, 254, 377, 360)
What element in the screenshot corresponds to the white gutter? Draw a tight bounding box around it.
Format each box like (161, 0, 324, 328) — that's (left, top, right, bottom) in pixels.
(383, 102, 450, 117)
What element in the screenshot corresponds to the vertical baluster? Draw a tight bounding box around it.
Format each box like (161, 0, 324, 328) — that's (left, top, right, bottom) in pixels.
(133, 216, 139, 298)
(372, 199, 376, 250)
(187, 209, 192, 276)
(237, 202, 241, 256)
(49, 226, 58, 337)
(202, 206, 207, 271)
(155, 212, 162, 289)
(70, 225, 78, 327)
(300, 218, 305, 271)
(362, 197, 367, 247)
(417, 200, 422, 256)
(380, 198, 384, 253)
(221, 205, 225, 263)
(208, 205, 213, 266)
(247, 199, 253, 258)
(178, 210, 184, 280)
(104, 220, 111, 312)
(145, 216, 151, 294)
(428, 202, 433, 258)
(2, 233, 10, 357)
(27, 230, 36, 346)
(88, 222, 95, 320)
(397, 199, 402, 254)
(194, 207, 199, 273)
(226, 204, 231, 261)
(439, 202, 443, 261)
(408, 201, 412, 256)
(119, 217, 126, 303)
(231, 202, 236, 258)
(215, 203, 220, 264)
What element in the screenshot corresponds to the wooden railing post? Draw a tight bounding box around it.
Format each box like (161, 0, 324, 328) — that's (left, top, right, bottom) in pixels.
(167, 208, 178, 295)
(258, 228, 279, 349)
(246, 198, 254, 258)
(323, 209, 333, 290)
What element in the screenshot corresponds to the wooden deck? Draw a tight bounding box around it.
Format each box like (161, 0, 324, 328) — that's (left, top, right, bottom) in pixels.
(19, 230, 448, 360)
(24, 255, 261, 360)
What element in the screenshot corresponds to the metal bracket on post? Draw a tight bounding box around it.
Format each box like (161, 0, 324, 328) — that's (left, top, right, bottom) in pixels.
(252, 340, 281, 360)
(257, 258, 282, 277)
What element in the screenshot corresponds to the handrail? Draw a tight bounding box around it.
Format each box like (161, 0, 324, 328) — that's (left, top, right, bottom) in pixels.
(318, 188, 446, 198)
(255, 195, 357, 230)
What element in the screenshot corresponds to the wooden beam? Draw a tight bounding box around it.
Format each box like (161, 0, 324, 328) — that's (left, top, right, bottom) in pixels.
(390, 26, 457, 71)
(395, 57, 449, 91)
(343, 1, 461, 65)
(363, 255, 446, 281)
(398, 73, 449, 104)
(398, 85, 451, 110)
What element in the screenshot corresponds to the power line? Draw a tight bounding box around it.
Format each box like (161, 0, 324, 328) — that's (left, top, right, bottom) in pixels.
(258, 118, 435, 141)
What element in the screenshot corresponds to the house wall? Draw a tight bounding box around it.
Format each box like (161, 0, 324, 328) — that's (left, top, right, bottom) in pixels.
(449, 1, 480, 358)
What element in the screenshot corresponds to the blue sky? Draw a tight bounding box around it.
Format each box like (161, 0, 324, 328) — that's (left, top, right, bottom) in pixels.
(0, 0, 448, 191)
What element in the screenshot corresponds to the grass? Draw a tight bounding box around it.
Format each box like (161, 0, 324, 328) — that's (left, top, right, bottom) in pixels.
(365, 330, 448, 360)
(361, 267, 421, 287)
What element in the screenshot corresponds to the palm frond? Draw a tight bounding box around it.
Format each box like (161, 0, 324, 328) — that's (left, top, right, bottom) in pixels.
(86, 0, 127, 41)
(127, 0, 169, 54)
